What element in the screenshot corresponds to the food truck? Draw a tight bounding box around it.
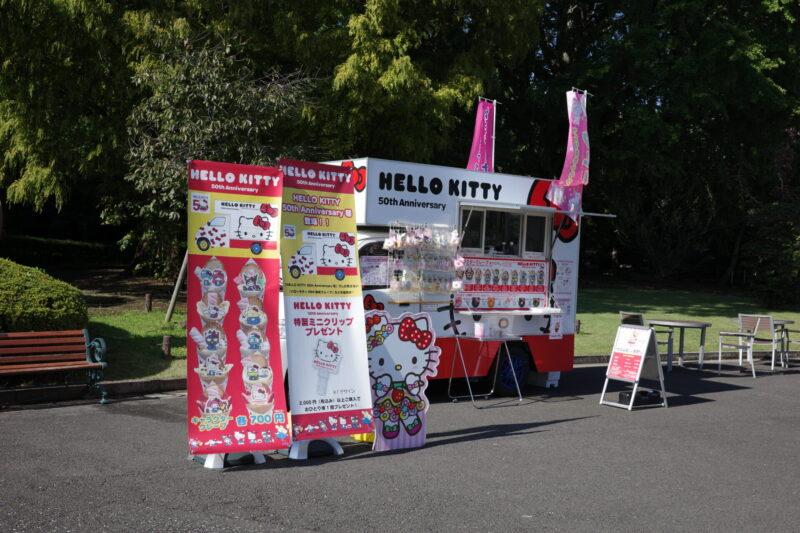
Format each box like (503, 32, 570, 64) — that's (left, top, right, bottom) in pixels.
(329, 157, 582, 393)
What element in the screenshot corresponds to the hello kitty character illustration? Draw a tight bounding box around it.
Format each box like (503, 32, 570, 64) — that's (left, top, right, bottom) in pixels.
(236, 216, 272, 241)
(365, 311, 441, 451)
(197, 297, 230, 325)
(320, 244, 353, 268)
(313, 339, 343, 395)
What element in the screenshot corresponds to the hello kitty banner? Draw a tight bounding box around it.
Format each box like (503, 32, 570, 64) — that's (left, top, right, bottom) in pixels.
(186, 160, 290, 455)
(366, 311, 441, 451)
(279, 159, 375, 441)
(546, 90, 590, 213)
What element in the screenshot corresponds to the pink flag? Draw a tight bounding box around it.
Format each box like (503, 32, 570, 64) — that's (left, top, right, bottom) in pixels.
(547, 91, 590, 212)
(467, 99, 495, 172)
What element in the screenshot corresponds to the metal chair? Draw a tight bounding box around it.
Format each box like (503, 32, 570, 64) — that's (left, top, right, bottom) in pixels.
(619, 311, 674, 361)
(718, 314, 782, 378)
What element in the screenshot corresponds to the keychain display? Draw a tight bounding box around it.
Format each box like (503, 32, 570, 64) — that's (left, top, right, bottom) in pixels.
(383, 223, 463, 299)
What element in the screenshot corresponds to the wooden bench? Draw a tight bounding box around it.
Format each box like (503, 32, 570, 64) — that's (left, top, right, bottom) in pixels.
(0, 329, 108, 403)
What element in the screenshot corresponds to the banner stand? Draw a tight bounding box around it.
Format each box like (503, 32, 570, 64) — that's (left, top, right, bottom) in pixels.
(288, 438, 344, 460)
(599, 325, 667, 410)
(190, 451, 269, 469)
(204, 453, 225, 469)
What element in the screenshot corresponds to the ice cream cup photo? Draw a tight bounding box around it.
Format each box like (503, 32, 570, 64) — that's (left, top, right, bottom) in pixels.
(195, 362, 234, 387)
(236, 259, 265, 300)
(246, 397, 275, 416)
(241, 352, 274, 389)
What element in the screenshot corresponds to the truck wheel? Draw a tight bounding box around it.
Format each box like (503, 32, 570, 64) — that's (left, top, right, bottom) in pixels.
(196, 238, 211, 251)
(334, 269, 345, 281)
(493, 344, 530, 396)
(289, 266, 301, 279)
(250, 243, 263, 254)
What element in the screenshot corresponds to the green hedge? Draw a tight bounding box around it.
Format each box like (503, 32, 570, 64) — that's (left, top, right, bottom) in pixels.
(0, 258, 88, 332)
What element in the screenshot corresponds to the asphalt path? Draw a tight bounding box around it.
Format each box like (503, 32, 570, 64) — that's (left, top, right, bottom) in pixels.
(2, 363, 800, 532)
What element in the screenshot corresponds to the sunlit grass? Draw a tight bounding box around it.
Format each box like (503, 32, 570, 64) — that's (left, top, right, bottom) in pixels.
(88, 310, 187, 381)
(575, 288, 800, 356)
(84, 288, 800, 382)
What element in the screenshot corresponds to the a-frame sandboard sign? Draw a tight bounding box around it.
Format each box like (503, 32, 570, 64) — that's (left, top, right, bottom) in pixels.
(600, 325, 668, 410)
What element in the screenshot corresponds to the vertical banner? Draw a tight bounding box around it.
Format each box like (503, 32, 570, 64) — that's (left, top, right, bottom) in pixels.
(278, 159, 375, 441)
(186, 160, 290, 455)
(467, 99, 495, 172)
(547, 90, 590, 213)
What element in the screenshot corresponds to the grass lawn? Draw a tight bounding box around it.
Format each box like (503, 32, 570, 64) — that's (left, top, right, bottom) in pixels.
(575, 287, 800, 356)
(86, 287, 800, 382)
(89, 310, 187, 381)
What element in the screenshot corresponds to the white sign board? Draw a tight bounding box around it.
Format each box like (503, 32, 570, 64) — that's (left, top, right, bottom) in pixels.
(600, 325, 667, 410)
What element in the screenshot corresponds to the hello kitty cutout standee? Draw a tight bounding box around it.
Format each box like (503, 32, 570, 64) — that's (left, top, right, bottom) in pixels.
(365, 311, 441, 451)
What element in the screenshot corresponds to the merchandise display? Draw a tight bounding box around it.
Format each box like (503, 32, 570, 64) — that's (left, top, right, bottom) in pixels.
(383, 223, 463, 299)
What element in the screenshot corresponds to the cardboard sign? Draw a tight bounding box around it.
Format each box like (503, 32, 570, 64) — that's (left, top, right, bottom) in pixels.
(186, 160, 290, 455)
(279, 159, 375, 441)
(600, 325, 667, 410)
(365, 311, 441, 451)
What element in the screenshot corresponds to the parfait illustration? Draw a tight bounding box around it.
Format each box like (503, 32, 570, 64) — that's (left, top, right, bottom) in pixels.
(197, 293, 230, 326)
(312, 339, 343, 395)
(194, 352, 234, 391)
(196, 383, 232, 416)
(191, 257, 232, 419)
(235, 259, 265, 301)
(238, 300, 267, 331)
(195, 256, 227, 295)
(242, 382, 275, 416)
(241, 351, 275, 416)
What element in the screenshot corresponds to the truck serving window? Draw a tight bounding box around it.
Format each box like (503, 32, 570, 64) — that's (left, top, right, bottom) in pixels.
(523, 215, 546, 257)
(460, 209, 484, 252)
(484, 211, 521, 256)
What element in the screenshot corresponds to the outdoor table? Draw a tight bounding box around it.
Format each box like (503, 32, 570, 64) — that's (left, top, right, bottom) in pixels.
(447, 334, 524, 409)
(646, 319, 713, 372)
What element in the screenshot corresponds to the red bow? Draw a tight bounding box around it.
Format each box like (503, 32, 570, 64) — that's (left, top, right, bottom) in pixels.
(365, 314, 382, 332)
(260, 204, 278, 217)
(326, 341, 338, 353)
(335, 244, 350, 257)
(339, 232, 355, 246)
(398, 317, 432, 350)
(253, 216, 270, 230)
(364, 295, 384, 311)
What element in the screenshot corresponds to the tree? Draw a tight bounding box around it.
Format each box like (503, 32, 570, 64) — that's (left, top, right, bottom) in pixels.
(108, 32, 316, 275)
(518, 1, 800, 279)
(0, 0, 131, 211)
(330, 0, 543, 164)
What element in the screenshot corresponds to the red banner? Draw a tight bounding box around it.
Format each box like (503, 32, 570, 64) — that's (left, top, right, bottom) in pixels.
(186, 160, 290, 455)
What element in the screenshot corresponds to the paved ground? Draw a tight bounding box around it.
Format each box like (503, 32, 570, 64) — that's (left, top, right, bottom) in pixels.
(2, 363, 799, 532)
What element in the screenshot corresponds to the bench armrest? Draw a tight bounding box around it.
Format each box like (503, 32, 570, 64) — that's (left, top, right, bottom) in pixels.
(87, 337, 108, 365)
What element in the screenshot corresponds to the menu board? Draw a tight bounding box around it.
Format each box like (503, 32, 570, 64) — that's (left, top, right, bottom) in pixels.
(455, 257, 548, 311)
(606, 326, 652, 382)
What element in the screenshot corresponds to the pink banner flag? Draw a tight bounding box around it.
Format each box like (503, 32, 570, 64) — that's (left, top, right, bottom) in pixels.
(547, 91, 590, 212)
(467, 99, 495, 172)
